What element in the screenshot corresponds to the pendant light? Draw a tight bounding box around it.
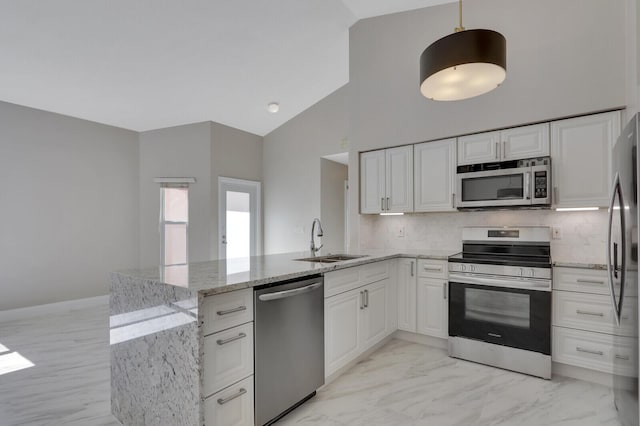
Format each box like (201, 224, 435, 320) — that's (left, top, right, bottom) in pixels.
(420, 0, 506, 101)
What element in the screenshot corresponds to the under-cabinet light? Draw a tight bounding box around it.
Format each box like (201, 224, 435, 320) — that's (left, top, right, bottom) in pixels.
(555, 207, 599, 212)
(379, 212, 404, 216)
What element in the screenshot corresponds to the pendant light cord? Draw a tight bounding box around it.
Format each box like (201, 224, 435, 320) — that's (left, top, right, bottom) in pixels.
(455, 0, 465, 32)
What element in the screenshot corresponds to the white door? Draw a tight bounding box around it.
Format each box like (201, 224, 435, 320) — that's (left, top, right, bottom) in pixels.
(385, 146, 413, 212)
(457, 131, 500, 165)
(501, 123, 550, 160)
(550, 111, 620, 208)
(325, 288, 361, 377)
(397, 258, 417, 332)
(360, 150, 386, 213)
(218, 177, 261, 267)
(416, 278, 448, 338)
(360, 280, 389, 351)
(414, 139, 456, 212)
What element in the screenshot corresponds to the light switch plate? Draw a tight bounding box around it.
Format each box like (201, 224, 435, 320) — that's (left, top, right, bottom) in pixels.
(552, 227, 562, 239)
(397, 226, 405, 238)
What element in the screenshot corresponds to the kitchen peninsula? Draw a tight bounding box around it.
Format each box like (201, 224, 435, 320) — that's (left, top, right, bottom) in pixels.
(109, 250, 453, 426)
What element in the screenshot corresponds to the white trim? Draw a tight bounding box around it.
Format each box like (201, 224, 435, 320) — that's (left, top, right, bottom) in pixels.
(153, 177, 196, 184)
(0, 295, 109, 322)
(218, 177, 262, 259)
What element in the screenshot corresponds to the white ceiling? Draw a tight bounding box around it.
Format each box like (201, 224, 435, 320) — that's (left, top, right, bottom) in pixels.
(0, 0, 454, 136)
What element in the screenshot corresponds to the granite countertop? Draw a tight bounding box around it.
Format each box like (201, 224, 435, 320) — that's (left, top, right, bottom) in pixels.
(552, 260, 607, 270)
(114, 249, 457, 296)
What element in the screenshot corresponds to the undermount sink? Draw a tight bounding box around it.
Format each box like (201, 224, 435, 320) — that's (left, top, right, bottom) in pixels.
(294, 254, 368, 263)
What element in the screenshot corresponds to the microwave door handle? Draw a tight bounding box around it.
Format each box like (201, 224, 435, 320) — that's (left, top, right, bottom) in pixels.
(524, 171, 531, 200)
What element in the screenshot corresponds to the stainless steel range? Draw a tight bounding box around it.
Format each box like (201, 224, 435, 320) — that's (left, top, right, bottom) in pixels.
(448, 226, 552, 379)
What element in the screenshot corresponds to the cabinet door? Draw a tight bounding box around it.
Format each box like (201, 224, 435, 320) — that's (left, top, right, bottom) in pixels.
(551, 111, 620, 208)
(501, 123, 550, 160)
(414, 139, 456, 211)
(204, 375, 254, 426)
(325, 288, 362, 376)
(416, 278, 448, 338)
(457, 131, 500, 165)
(360, 150, 386, 213)
(385, 146, 414, 212)
(360, 280, 389, 351)
(397, 259, 417, 332)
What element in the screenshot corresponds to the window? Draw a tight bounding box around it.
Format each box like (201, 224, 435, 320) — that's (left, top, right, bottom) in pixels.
(160, 184, 189, 267)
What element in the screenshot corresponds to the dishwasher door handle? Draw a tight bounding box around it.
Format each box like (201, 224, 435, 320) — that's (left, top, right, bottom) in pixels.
(258, 282, 323, 301)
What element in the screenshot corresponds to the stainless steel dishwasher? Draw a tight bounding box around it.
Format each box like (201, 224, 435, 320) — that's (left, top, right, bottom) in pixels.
(254, 275, 324, 426)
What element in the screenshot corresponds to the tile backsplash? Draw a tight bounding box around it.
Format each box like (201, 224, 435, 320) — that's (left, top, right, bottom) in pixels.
(359, 209, 608, 264)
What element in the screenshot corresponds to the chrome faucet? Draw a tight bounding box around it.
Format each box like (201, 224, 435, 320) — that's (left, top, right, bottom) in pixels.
(310, 218, 324, 253)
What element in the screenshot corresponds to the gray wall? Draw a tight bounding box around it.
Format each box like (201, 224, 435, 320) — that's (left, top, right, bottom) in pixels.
(0, 101, 139, 310)
(263, 86, 349, 254)
(211, 123, 263, 258)
(139, 123, 213, 267)
(262, 0, 628, 255)
(320, 159, 348, 253)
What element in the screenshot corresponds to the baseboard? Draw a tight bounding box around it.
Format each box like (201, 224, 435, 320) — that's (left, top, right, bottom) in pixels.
(0, 295, 109, 322)
(552, 362, 618, 388)
(323, 334, 395, 386)
(393, 330, 448, 350)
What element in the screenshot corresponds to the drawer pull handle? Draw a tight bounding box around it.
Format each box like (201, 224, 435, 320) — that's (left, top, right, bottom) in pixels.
(217, 332, 247, 346)
(217, 388, 247, 405)
(576, 310, 604, 317)
(615, 354, 630, 361)
(488, 332, 502, 338)
(576, 347, 604, 356)
(216, 306, 247, 316)
(576, 279, 605, 285)
(423, 266, 442, 271)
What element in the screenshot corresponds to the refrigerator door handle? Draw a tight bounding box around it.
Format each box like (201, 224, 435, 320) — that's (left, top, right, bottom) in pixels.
(607, 173, 625, 326)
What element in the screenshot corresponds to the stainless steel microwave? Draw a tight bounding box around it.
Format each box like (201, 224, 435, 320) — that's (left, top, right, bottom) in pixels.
(456, 157, 551, 209)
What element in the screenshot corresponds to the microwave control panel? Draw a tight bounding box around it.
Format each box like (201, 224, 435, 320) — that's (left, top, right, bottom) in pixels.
(534, 171, 548, 199)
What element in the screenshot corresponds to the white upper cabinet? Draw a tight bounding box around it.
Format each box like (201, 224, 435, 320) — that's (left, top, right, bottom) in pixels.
(458, 124, 550, 165)
(414, 139, 457, 212)
(501, 123, 550, 160)
(551, 111, 620, 208)
(457, 131, 500, 165)
(360, 150, 386, 213)
(360, 146, 413, 213)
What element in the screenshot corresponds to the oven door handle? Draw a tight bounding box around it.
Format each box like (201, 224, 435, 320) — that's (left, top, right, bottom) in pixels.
(448, 273, 551, 291)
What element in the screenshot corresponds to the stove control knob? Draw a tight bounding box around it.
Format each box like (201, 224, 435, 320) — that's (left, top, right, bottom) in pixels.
(470, 265, 476, 272)
(519, 268, 524, 276)
(530, 269, 535, 277)
(461, 264, 467, 272)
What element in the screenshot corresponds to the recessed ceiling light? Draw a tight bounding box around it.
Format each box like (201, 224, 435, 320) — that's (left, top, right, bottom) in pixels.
(267, 102, 280, 113)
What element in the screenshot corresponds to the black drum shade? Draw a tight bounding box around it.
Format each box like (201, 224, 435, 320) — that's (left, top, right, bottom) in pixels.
(420, 29, 506, 101)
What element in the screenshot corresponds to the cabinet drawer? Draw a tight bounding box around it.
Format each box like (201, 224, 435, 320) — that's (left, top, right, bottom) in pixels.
(553, 291, 636, 336)
(204, 375, 254, 426)
(553, 267, 609, 294)
(361, 260, 390, 284)
(325, 267, 361, 298)
(417, 259, 447, 279)
(202, 289, 253, 335)
(552, 327, 636, 376)
(204, 323, 253, 397)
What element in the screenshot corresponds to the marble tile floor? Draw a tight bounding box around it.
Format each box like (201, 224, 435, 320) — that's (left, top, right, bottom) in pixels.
(0, 301, 622, 426)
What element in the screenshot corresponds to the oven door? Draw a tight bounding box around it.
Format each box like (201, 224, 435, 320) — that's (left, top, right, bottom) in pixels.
(449, 279, 551, 355)
(456, 166, 532, 208)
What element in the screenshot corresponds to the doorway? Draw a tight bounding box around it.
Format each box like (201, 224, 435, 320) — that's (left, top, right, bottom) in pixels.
(218, 177, 261, 268)
(320, 153, 349, 253)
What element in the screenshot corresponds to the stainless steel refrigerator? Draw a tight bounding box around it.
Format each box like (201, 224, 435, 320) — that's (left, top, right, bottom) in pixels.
(609, 112, 639, 426)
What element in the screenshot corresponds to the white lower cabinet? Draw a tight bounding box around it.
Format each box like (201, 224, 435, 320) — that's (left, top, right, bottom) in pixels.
(204, 376, 254, 426)
(416, 278, 448, 338)
(324, 264, 394, 377)
(203, 322, 254, 397)
(397, 258, 417, 332)
(325, 288, 362, 376)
